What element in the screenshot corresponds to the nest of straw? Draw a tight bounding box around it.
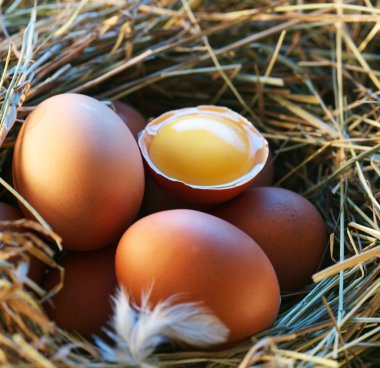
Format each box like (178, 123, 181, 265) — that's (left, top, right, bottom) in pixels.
(0, 1, 379, 367)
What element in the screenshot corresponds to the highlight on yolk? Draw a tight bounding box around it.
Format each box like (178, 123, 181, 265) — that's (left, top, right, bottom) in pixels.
(148, 114, 256, 186)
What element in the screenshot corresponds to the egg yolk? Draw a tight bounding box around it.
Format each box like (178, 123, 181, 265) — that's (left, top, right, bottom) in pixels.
(148, 114, 256, 186)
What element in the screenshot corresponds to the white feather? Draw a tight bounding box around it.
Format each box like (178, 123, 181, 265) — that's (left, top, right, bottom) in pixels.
(112, 288, 137, 343)
(96, 288, 229, 366)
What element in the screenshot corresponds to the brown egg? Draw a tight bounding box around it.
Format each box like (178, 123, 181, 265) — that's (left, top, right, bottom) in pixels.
(43, 246, 117, 339)
(13, 94, 145, 251)
(211, 187, 327, 292)
(113, 101, 147, 141)
(115, 209, 280, 344)
(138, 106, 269, 205)
(0, 202, 45, 284)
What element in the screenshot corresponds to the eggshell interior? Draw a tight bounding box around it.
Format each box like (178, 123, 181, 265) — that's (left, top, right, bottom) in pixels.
(138, 106, 269, 205)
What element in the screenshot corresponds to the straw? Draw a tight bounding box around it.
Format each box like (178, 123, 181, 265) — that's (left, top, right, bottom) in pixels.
(0, 1, 379, 366)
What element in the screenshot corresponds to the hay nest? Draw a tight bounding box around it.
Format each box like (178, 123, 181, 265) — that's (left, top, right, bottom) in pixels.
(0, 1, 379, 367)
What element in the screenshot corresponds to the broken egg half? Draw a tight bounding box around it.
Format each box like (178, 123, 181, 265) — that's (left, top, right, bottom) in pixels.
(138, 106, 269, 205)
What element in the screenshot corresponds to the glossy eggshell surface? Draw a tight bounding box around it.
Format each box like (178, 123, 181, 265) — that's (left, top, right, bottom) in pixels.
(114, 101, 147, 141)
(211, 187, 327, 292)
(43, 246, 117, 339)
(13, 94, 145, 251)
(115, 209, 280, 344)
(138, 106, 269, 205)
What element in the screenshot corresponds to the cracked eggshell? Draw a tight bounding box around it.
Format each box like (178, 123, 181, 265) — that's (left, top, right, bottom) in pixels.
(250, 149, 275, 188)
(138, 106, 269, 206)
(142, 175, 210, 215)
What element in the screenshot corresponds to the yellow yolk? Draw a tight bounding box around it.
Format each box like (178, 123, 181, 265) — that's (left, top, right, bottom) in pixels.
(148, 114, 256, 186)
